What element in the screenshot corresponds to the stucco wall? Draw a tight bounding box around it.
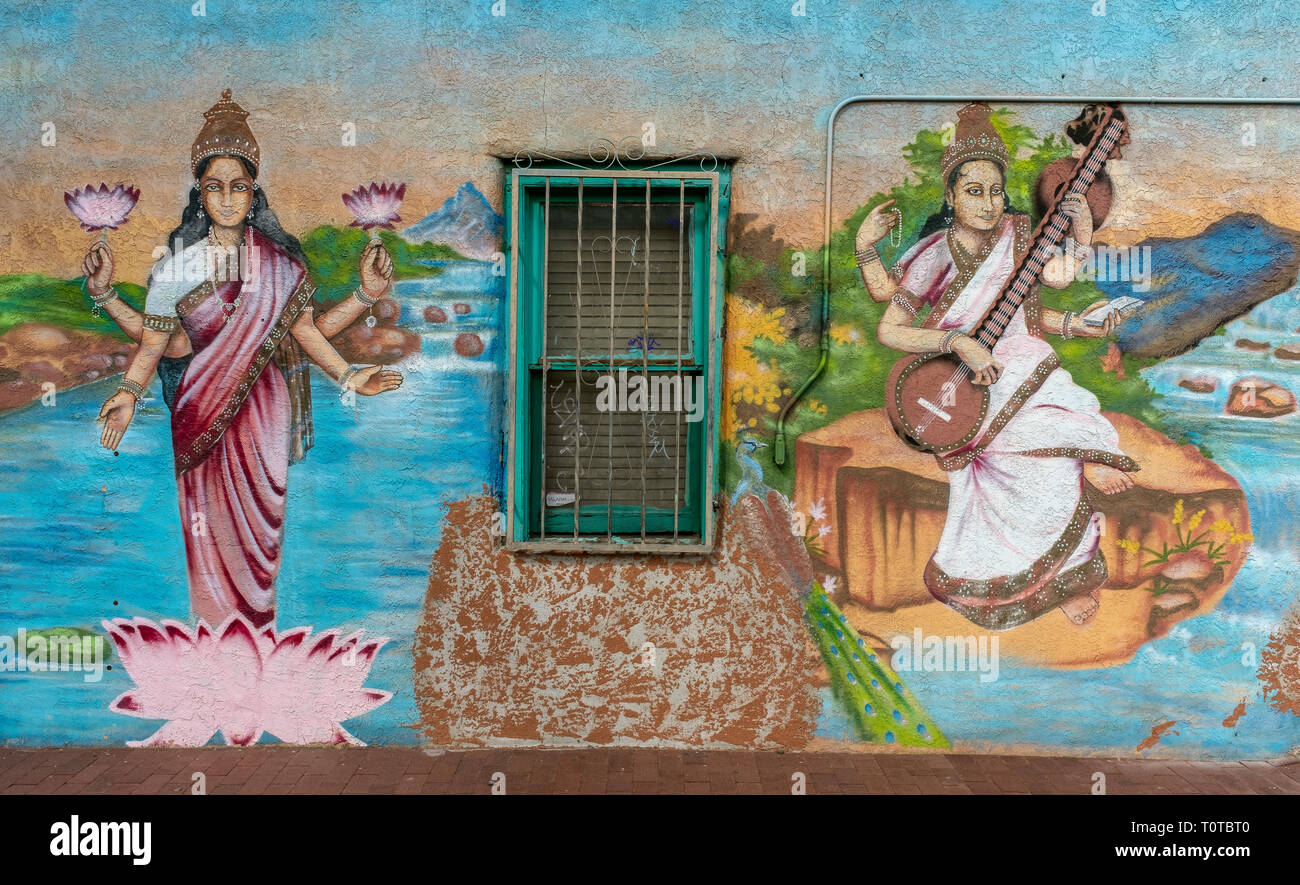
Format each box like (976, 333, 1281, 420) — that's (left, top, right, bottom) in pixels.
(2, 1, 1299, 757)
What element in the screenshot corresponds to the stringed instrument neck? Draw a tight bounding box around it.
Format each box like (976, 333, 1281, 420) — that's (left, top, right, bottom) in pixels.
(968, 109, 1128, 351)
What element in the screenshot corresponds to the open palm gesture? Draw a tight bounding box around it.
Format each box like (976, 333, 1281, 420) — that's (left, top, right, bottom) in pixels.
(97, 390, 136, 451)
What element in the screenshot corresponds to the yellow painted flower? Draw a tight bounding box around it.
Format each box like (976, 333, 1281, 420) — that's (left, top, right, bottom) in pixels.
(1211, 519, 1234, 534)
(829, 322, 864, 346)
(721, 293, 789, 438)
(1229, 532, 1254, 545)
(1172, 499, 1185, 526)
(1115, 538, 1141, 553)
(1187, 509, 1206, 533)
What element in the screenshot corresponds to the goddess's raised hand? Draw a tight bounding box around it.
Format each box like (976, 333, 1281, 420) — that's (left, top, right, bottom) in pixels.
(82, 242, 114, 296)
(359, 240, 394, 299)
(857, 199, 900, 249)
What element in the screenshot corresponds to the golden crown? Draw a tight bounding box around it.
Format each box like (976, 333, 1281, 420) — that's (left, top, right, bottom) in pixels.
(939, 103, 1009, 182)
(191, 89, 260, 177)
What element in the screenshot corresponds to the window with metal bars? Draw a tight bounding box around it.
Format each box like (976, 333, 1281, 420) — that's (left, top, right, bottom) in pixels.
(505, 160, 728, 552)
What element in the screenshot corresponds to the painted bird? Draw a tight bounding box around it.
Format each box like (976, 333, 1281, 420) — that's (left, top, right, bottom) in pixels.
(726, 434, 949, 749)
(729, 436, 813, 593)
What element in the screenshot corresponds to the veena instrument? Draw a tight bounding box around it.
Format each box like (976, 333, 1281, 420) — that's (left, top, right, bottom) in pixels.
(885, 104, 1129, 454)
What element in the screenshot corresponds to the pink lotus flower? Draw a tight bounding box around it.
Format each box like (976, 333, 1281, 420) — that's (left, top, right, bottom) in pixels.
(102, 614, 392, 747)
(342, 181, 406, 232)
(64, 183, 140, 232)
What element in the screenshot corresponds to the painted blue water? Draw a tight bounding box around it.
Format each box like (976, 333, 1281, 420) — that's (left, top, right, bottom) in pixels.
(0, 260, 505, 746)
(817, 285, 1300, 758)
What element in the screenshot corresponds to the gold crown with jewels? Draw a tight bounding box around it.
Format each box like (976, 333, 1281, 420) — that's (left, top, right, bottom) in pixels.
(939, 103, 1009, 181)
(191, 89, 260, 177)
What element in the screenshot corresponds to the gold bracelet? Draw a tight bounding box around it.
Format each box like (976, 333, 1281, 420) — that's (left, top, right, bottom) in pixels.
(855, 245, 881, 268)
(117, 378, 146, 401)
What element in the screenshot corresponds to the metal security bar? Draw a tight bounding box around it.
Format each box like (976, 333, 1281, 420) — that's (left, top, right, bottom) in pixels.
(507, 163, 721, 553)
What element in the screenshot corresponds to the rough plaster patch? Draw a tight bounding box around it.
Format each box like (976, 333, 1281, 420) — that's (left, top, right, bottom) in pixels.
(1259, 605, 1300, 719)
(413, 492, 821, 749)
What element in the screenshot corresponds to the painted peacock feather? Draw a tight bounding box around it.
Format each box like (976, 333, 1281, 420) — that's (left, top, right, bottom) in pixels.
(805, 581, 948, 747)
(730, 436, 949, 748)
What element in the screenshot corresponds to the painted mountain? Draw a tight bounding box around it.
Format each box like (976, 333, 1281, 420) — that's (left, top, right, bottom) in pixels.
(1106, 213, 1300, 359)
(402, 182, 503, 260)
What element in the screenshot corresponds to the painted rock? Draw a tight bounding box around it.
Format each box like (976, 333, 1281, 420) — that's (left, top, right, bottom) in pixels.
(424, 305, 448, 323)
(1274, 346, 1300, 361)
(453, 303, 471, 315)
(1225, 377, 1296, 418)
(1177, 376, 1217, 393)
(334, 324, 421, 364)
(1160, 548, 1217, 582)
(454, 332, 484, 358)
(1235, 338, 1271, 352)
(794, 409, 1250, 668)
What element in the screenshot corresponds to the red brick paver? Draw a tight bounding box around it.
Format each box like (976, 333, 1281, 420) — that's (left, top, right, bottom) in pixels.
(0, 747, 1296, 795)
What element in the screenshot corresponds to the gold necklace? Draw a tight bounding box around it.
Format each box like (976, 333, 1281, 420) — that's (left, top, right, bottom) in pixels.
(207, 227, 246, 323)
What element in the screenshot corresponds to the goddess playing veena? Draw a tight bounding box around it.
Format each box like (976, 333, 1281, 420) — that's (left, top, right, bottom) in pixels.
(858, 103, 1138, 629)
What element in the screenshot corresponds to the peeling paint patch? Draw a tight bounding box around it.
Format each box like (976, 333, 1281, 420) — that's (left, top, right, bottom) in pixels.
(413, 491, 821, 748)
(1259, 606, 1300, 718)
(1136, 720, 1179, 752)
(1222, 699, 1247, 728)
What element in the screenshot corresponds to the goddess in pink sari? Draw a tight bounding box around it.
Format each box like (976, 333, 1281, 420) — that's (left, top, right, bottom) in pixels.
(87, 90, 403, 628)
(857, 104, 1138, 629)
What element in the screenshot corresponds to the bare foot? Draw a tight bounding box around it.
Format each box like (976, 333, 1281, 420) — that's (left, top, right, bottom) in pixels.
(1060, 590, 1100, 626)
(1084, 463, 1135, 495)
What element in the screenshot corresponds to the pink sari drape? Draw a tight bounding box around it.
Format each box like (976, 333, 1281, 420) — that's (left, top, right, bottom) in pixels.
(171, 227, 314, 628)
(892, 216, 1138, 630)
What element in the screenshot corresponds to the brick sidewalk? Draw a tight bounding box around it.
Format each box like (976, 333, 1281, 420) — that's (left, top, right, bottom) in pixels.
(2, 747, 1299, 795)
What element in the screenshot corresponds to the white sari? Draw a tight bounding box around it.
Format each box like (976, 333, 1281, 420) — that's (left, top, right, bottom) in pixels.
(891, 215, 1138, 630)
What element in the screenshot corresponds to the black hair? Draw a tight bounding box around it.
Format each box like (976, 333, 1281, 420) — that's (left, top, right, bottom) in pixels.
(149, 154, 306, 285)
(915, 161, 1028, 241)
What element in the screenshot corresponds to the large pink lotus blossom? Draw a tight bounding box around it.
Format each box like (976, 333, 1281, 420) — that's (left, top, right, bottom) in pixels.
(102, 615, 392, 747)
(64, 183, 140, 232)
(342, 181, 406, 231)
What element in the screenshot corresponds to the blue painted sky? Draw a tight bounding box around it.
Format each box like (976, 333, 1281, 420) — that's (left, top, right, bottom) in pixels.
(2, 0, 1297, 276)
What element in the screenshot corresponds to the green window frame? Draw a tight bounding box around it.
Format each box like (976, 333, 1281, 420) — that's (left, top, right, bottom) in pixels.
(505, 161, 729, 552)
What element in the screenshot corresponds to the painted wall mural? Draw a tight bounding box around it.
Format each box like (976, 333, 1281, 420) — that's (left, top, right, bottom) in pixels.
(2, 1, 1300, 760)
(729, 100, 1300, 755)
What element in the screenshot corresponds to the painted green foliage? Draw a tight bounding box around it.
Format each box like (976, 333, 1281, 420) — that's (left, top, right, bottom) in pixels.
(14, 627, 113, 664)
(805, 582, 949, 748)
(726, 108, 1174, 495)
(298, 226, 462, 304)
(0, 274, 147, 339)
(0, 227, 464, 340)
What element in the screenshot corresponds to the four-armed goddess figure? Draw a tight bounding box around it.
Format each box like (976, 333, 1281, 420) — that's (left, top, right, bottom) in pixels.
(857, 103, 1138, 629)
(85, 89, 403, 628)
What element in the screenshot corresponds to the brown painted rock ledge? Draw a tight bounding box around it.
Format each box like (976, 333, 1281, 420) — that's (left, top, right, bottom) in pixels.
(794, 409, 1249, 669)
(0, 322, 134, 412)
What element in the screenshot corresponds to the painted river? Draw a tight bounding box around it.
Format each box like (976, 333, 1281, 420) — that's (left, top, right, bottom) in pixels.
(4, 261, 1300, 756)
(0, 260, 503, 745)
(818, 285, 1300, 758)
